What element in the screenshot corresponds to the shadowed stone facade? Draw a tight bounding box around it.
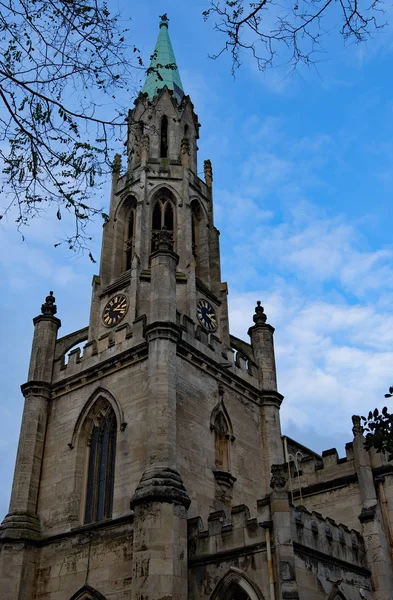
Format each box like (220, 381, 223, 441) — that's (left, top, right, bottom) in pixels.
(1, 15, 393, 600)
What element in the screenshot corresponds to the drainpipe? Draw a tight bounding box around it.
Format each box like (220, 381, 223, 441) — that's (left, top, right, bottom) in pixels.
(259, 521, 275, 600)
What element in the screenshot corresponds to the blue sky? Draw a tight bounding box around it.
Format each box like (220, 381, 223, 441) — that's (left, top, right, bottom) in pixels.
(1, 0, 393, 518)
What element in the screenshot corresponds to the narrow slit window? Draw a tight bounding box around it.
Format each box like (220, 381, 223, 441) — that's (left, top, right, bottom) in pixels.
(160, 115, 168, 158)
(124, 209, 135, 271)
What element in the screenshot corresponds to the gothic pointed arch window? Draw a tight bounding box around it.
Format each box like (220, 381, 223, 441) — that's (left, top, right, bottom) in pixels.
(121, 196, 136, 273)
(160, 115, 168, 157)
(84, 404, 117, 524)
(210, 568, 264, 600)
(124, 206, 136, 271)
(151, 190, 175, 252)
(191, 199, 202, 265)
(70, 586, 107, 600)
(190, 199, 210, 282)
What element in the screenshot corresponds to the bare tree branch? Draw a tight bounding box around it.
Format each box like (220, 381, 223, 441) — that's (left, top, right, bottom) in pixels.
(0, 0, 145, 256)
(203, 0, 386, 74)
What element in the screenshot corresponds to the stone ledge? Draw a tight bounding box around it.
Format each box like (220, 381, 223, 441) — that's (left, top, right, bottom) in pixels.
(130, 466, 191, 509)
(0, 511, 41, 542)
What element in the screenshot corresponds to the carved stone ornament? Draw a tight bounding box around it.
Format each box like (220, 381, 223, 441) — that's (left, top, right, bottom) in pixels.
(204, 159, 213, 186)
(112, 153, 122, 174)
(352, 415, 363, 437)
(41, 291, 57, 316)
(270, 463, 286, 490)
(153, 227, 174, 252)
(253, 301, 267, 326)
(180, 136, 190, 155)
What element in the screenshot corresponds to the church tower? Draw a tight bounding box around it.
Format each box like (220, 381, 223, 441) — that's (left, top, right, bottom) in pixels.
(0, 16, 286, 600)
(3, 14, 393, 600)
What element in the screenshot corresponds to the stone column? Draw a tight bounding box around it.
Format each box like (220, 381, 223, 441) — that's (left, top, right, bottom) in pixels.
(130, 230, 190, 600)
(352, 416, 393, 599)
(1, 291, 60, 539)
(270, 464, 299, 600)
(248, 302, 284, 490)
(0, 292, 60, 600)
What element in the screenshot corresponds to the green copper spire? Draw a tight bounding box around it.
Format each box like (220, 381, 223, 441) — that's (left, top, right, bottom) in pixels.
(142, 14, 184, 104)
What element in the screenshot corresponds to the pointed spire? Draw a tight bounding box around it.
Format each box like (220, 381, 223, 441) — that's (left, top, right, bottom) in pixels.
(142, 14, 184, 104)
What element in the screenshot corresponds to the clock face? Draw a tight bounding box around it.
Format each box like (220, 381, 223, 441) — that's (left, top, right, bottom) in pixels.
(196, 299, 218, 332)
(102, 294, 128, 327)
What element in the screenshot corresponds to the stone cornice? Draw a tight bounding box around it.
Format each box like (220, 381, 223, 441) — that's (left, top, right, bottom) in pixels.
(188, 541, 267, 567)
(150, 248, 179, 264)
(145, 321, 181, 343)
(33, 315, 61, 328)
(131, 467, 190, 509)
(20, 381, 52, 398)
(247, 323, 275, 336)
(259, 390, 284, 408)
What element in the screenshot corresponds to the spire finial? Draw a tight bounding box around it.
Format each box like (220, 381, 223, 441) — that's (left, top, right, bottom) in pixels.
(253, 301, 267, 325)
(159, 13, 169, 28)
(41, 291, 57, 316)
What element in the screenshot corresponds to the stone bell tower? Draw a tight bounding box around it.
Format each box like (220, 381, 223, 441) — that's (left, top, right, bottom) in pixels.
(0, 15, 284, 600)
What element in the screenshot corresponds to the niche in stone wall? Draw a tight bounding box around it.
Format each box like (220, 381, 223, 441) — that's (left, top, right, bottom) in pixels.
(210, 384, 236, 508)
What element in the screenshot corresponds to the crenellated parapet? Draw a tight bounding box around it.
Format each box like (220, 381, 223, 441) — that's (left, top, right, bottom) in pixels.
(53, 309, 260, 388)
(188, 504, 265, 562)
(291, 505, 366, 568)
(289, 442, 357, 498)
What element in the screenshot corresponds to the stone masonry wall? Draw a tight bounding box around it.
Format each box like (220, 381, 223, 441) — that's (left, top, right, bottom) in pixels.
(34, 519, 133, 600)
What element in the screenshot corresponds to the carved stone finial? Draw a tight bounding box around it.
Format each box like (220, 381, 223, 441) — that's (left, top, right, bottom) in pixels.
(352, 415, 364, 437)
(112, 153, 121, 174)
(155, 227, 174, 252)
(253, 301, 267, 325)
(204, 159, 213, 188)
(218, 383, 225, 398)
(181, 136, 190, 156)
(159, 13, 169, 28)
(41, 291, 57, 316)
(270, 463, 286, 490)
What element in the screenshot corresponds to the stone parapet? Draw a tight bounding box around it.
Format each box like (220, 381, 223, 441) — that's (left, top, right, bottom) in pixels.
(188, 504, 265, 562)
(291, 505, 366, 568)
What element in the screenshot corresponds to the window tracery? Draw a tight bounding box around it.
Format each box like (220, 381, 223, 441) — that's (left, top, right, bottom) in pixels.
(151, 193, 175, 252)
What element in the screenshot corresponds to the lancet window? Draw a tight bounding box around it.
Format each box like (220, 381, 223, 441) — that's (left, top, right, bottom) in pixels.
(84, 406, 117, 524)
(124, 206, 136, 271)
(151, 193, 175, 252)
(160, 115, 168, 157)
